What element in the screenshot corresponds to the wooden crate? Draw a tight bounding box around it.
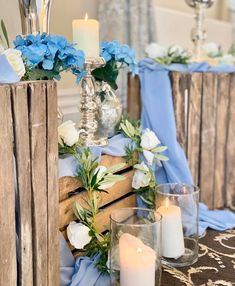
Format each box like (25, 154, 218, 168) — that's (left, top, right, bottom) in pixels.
(0, 81, 59, 286)
(127, 72, 235, 210)
(59, 155, 136, 254)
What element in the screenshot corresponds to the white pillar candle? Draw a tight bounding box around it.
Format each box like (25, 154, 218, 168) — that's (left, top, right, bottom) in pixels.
(157, 204, 185, 258)
(72, 14, 100, 58)
(119, 233, 156, 286)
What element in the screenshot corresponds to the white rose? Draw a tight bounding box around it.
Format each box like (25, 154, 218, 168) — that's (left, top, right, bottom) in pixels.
(220, 54, 235, 65)
(67, 221, 91, 249)
(168, 45, 184, 57)
(143, 150, 155, 166)
(145, 43, 167, 59)
(3, 48, 25, 79)
(95, 166, 115, 190)
(58, 120, 79, 147)
(202, 42, 220, 57)
(132, 162, 151, 190)
(140, 128, 160, 151)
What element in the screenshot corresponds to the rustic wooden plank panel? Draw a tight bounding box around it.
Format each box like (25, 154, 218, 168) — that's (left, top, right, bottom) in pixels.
(46, 81, 59, 286)
(187, 73, 202, 186)
(12, 83, 33, 286)
(59, 154, 136, 202)
(59, 170, 134, 229)
(0, 85, 17, 285)
(225, 74, 235, 210)
(213, 74, 230, 209)
(127, 74, 141, 120)
(29, 82, 48, 286)
(200, 74, 217, 208)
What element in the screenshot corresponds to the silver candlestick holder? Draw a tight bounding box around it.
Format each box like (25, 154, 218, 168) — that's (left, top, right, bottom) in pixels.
(78, 57, 109, 147)
(185, 0, 215, 60)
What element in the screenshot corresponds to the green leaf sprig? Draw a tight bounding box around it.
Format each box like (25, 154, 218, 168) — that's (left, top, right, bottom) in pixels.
(72, 148, 125, 273)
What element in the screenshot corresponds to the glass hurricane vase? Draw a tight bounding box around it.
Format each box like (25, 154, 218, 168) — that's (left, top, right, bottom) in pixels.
(110, 207, 162, 286)
(156, 183, 200, 267)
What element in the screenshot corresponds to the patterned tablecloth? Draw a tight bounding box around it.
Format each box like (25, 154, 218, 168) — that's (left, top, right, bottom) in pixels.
(161, 230, 235, 286)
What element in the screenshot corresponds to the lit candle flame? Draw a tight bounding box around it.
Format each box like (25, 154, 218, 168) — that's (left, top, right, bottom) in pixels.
(137, 247, 142, 254)
(85, 13, 88, 21)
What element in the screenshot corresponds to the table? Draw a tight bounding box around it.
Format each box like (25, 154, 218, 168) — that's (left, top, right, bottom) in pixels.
(161, 229, 235, 286)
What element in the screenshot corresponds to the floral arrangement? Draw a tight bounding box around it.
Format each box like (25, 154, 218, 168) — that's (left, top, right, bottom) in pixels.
(1, 20, 138, 86)
(202, 42, 235, 65)
(119, 118, 168, 207)
(145, 43, 191, 65)
(14, 33, 85, 81)
(146, 41, 235, 66)
(92, 41, 138, 90)
(58, 117, 168, 272)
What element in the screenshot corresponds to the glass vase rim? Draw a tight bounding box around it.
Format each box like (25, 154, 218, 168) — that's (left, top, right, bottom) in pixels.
(110, 207, 162, 227)
(157, 183, 200, 196)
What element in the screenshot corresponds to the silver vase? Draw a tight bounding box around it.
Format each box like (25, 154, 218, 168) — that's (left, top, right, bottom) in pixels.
(96, 81, 122, 138)
(18, 0, 53, 34)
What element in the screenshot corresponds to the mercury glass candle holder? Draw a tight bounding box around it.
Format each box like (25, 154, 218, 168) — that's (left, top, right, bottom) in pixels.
(156, 183, 200, 267)
(110, 207, 162, 286)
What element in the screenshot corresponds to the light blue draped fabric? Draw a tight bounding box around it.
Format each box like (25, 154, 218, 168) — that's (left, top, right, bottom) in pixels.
(0, 54, 20, 83)
(199, 203, 235, 235)
(59, 134, 133, 178)
(138, 59, 235, 184)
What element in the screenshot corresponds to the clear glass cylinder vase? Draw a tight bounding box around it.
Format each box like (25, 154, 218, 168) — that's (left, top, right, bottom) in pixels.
(110, 207, 162, 286)
(156, 183, 200, 267)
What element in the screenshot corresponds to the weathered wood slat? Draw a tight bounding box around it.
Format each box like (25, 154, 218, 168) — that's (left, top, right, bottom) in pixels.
(187, 73, 202, 186)
(46, 82, 59, 286)
(59, 170, 134, 230)
(0, 85, 17, 285)
(213, 74, 230, 209)
(29, 82, 48, 286)
(225, 74, 235, 210)
(199, 73, 217, 208)
(12, 83, 33, 286)
(127, 74, 141, 120)
(171, 72, 191, 150)
(59, 155, 130, 202)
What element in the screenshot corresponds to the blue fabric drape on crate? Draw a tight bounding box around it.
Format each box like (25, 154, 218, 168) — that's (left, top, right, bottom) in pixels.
(0, 55, 20, 83)
(138, 59, 235, 185)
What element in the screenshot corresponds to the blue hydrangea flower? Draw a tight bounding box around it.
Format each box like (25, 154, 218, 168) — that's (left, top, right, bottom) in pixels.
(14, 33, 85, 77)
(101, 41, 138, 74)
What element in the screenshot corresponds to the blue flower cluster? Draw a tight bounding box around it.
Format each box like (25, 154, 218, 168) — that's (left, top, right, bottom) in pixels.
(101, 41, 138, 74)
(14, 33, 85, 73)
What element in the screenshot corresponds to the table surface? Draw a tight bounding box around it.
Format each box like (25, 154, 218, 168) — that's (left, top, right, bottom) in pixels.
(161, 229, 235, 286)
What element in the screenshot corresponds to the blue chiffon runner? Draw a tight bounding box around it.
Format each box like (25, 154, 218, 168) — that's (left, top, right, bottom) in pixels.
(0, 54, 20, 84)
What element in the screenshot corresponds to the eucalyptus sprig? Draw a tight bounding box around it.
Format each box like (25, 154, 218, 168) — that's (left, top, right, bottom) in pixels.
(72, 148, 125, 273)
